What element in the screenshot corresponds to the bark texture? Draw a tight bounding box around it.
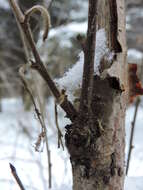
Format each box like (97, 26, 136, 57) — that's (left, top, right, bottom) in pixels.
(65, 0, 127, 189)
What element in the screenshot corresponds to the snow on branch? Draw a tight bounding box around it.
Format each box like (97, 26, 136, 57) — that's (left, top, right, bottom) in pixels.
(56, 28, 113, 101)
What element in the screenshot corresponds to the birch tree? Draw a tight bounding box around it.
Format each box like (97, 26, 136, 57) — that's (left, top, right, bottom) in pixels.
(8, 0, 127, 189)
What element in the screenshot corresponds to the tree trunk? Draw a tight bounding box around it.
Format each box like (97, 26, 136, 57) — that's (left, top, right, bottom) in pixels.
(65, 0, 127, 189)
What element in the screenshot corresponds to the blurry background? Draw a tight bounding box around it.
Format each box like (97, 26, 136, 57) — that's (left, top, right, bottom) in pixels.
(0, 0, 143, 189)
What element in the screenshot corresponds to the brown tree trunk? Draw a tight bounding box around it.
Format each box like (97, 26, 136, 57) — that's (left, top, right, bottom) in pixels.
(65, 0, 127, 189)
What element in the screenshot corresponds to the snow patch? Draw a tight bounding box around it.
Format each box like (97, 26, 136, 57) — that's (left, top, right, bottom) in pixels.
(125, 177, 143, 190)
(56, 29, 113, 101)
(94, 29, 111, 75)
(49, 22, 87, 38)
(128, 49, 143, 63)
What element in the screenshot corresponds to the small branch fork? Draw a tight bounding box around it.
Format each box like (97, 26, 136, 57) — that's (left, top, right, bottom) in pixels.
(79, 0, 98, 117)
(8, 0, 77, 122)
(126, 98, 140, 175)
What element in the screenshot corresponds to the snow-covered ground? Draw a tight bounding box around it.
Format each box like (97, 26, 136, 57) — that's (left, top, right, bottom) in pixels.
(0, 98, 72, 190)
(0, 97, 143, 190)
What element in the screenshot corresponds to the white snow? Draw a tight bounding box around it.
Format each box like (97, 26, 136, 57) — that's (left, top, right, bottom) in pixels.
(128, 49, 143, 63)
(94, 29, 113, 74)
(55, 51, 83, 100)
(0, 0, 9, 9)
(37, 21, 88, 49)
(49, 22, 87, 38)
(0, 98, 72, 190)
(69, 2, 88, 20)
(125, 177, 143, 190)
(56, 29, 113, 101)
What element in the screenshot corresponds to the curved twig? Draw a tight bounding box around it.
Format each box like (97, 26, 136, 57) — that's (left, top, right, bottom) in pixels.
(25, 5, 51, 41)
(8, 0, 77, 122)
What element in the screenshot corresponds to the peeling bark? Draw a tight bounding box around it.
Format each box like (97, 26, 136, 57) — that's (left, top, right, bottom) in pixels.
(65, 0, 127, 189)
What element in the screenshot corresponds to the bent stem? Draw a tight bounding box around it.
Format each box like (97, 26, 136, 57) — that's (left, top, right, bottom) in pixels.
(8, 0, 77, 122)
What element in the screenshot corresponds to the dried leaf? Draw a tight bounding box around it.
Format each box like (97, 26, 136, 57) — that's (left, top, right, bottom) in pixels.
(128, 64, 143, 103)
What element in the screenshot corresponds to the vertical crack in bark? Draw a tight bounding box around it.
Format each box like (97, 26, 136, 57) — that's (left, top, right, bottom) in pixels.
(109, 0, 122, 53)
(110, 152, 116, 176)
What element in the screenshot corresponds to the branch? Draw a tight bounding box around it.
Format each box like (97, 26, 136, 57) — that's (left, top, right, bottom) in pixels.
(126, 98, 140, 175)
(54, 102, 64, 150)
(8, 0, 77, 122)
(19, 65, 45, 136)
(19, 65, 52, 187)
(25, 5, 51, 41)
(79, 0, 98, 117)
(46, 143, 52, 188)
(9, 163, 26, 190)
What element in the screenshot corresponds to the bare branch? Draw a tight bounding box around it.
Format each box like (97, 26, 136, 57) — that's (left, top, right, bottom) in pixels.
(8, 0, 24, 23)
(19, 65, 45, 135)
(9, 163, 26, 190)
(79, 0, 98, 117)
(19, 65, 52, 187)
(46, 140, 52, 188)
(126, 98, 140, 175)
(8, 0, 77, 121)
(54, 102, 64, 150)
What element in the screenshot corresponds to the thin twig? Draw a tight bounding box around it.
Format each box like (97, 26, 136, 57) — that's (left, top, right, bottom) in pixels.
(19, 65, 45, 134)
(46, 144, 52, 188)
(54, 103, 64, 150)
(8, 0, 53, 185)
(9, 163, 26, 190)
(32, 75, 52, 187)
(13, 0, 52, 183)
(126, 98, 140, 175)
(8, 0, 77, 122)
(19, 66, 52, 187)
(79, 0, 98, 117)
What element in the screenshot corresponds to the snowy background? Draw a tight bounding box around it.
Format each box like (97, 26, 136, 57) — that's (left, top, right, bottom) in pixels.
(0, 0, 143, 190)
